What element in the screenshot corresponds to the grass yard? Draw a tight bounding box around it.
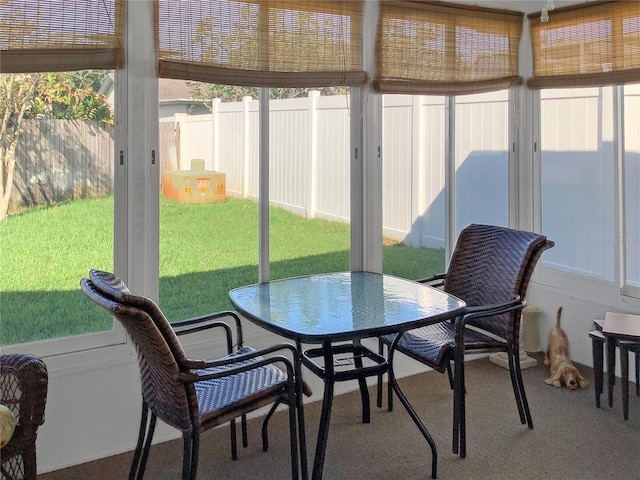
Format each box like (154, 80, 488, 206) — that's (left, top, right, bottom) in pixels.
(0, 196, 444, 345)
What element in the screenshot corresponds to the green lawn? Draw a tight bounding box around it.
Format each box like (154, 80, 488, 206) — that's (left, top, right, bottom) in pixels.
(0, 196, 444, 345)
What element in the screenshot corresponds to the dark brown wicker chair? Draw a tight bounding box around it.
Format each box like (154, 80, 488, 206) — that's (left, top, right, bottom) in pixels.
(80, 269, 306, 480)
(377, 224, 554, 458)
(0, 354, 48, 480)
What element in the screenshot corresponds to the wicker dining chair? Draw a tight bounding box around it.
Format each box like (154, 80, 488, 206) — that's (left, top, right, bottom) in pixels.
(377, 224, 554, 458)
(0, 353, 48, 480)
(81, 269, 306, 480)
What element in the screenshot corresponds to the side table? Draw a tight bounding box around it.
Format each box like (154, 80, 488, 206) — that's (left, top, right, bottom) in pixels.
(590, 313, 640, 420)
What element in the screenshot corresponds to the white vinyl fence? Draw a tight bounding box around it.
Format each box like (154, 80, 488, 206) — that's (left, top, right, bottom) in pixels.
(171, 90, 514, 250)
(170, 89, 639, 283)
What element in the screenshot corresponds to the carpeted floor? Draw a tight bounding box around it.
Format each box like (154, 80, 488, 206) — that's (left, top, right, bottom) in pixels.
(40, 353, 640, 480)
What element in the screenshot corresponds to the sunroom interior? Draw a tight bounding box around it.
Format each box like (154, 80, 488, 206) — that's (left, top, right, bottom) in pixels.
(1, 0, 639, 477)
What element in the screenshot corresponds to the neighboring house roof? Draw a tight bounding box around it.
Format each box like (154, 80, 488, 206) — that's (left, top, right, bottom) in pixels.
(99, 75, 209, 116)
(158, 79, 210, 117)
(159, 78, 194, 101)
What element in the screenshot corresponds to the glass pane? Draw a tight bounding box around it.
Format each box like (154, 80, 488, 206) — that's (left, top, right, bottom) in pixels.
(382, 94, 446, 280)
(0, 71, 115, 345)
(540, 87, 615, 280)
(269, 89, 351, 279)
(624, 83, 640, 287)
(454, 89, 509, 235)
(158, 80, 258, 320)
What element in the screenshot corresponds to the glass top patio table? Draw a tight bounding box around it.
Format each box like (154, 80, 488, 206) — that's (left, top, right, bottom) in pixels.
(228, 271, 466, 343)
(229, 272, 466, 480)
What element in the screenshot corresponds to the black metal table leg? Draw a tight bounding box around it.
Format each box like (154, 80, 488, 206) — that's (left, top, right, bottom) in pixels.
(311, 342, 335, 480)
(607, 336, 617, 408)
(589, 330, 604, 408)
(353, 339, 371, 424)
(301, 341, 391, 479)
(388, 342, 438, 479)
(621, 343, 630, 420)
(295, 341, 309, 480)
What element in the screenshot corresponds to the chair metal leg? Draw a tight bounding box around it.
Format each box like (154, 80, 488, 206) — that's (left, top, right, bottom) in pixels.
(387, 371, 394, 411)
(507, 350, 524, 423)
(182, 429, 199, 480)
(129, 401, 149, 480)
(262, 401, 280, 451)
(635, 350, 639, 396)
(230, 420, 238, 460)
(445, 361, 454, 390)
(130, 401, 156, 480)
(138, 413, 157, 480)
(452, 349, 465, 458)
(509, 347, 533, 428)
(377, 338, 385, 408)
(242, 414, 248, 448)
(507, 348, 526, 425)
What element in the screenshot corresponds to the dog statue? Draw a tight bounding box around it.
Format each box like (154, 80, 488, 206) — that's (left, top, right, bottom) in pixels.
(544, 307, 589, 390)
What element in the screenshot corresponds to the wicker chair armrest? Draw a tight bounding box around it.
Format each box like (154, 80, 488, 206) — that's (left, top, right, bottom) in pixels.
(184, 342, 299, 372)
(181, 343, 300, 386)
(172, 310, 243, 352)
(454, 296, 525, 332)
(416, 273, 446, 288)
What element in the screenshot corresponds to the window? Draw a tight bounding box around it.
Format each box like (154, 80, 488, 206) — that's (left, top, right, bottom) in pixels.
(530, 1, 640, 299)
(376, 1, 521, 279)
(268, 90, 351, 280)
(454, 89, 510, 234)
(158, 83, 259, 320)
(0, 70, 118, 348)
(538, 84, 639, 299)
(381, 88, 511, 279)
(623, 83, 640, 296)
(382, 94, 446, 279)
(156, 0, 366, 309)
(540, 87, 615, 280)
(158, 85, 354, 321)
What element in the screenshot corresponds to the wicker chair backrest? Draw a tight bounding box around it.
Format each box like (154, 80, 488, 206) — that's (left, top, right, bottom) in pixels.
(444, 224, 552, 341)
(88, 269, 190, 366)
(81, 275, 195, 432)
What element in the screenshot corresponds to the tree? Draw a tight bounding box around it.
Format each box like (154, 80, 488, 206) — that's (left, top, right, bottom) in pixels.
(0, 71, 113, 220)
(0, 74, 42, 220)
(187, 81, 349, 103)
(31, 71, 113, 122)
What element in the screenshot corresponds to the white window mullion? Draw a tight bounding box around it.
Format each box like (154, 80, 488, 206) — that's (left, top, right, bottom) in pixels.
(351, 0, 382, 273)
(122, 0, 159, 301)
(259, 88, 270, 283)
(613, 85, 625, 294)
(444, 96, 455, 262)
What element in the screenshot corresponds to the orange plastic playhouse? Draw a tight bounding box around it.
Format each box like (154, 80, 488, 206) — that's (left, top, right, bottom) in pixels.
(162, 159, 226, 204)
